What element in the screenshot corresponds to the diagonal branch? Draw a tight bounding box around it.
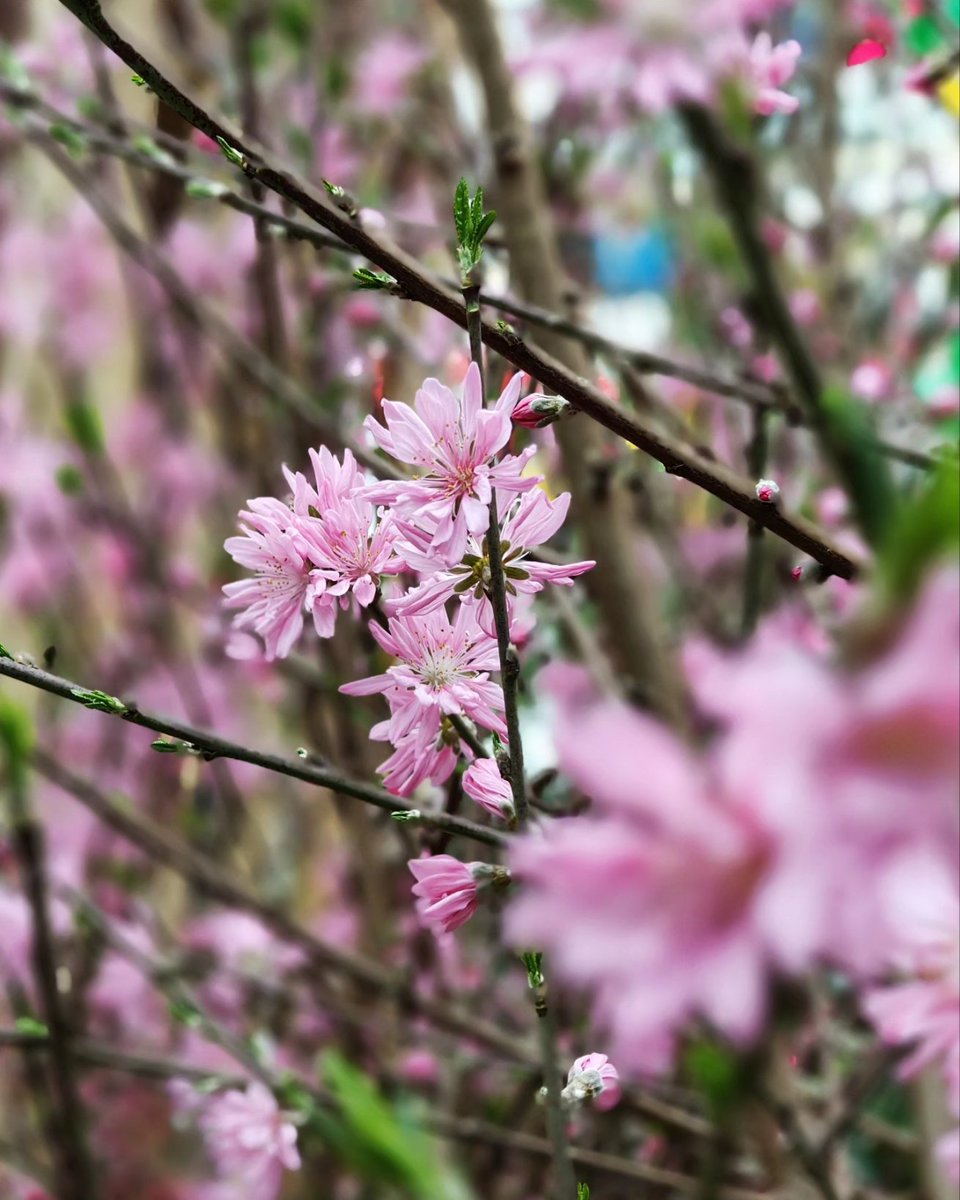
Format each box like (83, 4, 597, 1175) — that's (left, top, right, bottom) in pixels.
(0, 655, 505, 848)
(46, 0, 861, 579)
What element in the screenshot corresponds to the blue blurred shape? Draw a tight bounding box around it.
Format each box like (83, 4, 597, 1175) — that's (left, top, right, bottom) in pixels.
(593, 228, 675, 296)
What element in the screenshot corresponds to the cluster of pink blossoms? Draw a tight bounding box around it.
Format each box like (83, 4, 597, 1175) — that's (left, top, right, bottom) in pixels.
(224, 362, 593, 804)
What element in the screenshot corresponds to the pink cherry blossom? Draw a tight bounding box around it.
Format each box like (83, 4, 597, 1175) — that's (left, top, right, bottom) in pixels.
(408, 855, 491, 935)
(749, 33, 802, 116)
(511, 393, 571, 429)
(387, 488, 593, 623)
(223, 496, 325, 660)
(563, 1053, 622, 1111)
(362, 363, 538, 565)
(198, 1083, 300, 1200)
(850, 359, 893, 402)
(340, 605, 506, 736)
(755, 478, 780, 503)
(463, 758, 516, 824)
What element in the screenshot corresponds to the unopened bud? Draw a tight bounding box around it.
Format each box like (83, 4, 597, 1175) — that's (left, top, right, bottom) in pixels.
(512, 393, 571, 429)
(755, 478, 780, 504)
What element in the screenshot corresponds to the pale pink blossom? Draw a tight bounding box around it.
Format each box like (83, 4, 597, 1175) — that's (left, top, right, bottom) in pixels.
(388, 489, 593, 622)
(351, 35, 427, 115)
(408, 855, 491, 934)
(748, 33, 802, 116)
(199, 1083, 300, 1200)
(563, 1053, 621, 1111)
(755, 478, 780, 503)
(340, 606, 506, 736)
(222, 497, 325, 660)
(362, 363, 537, 565)
(850, 359, 893, 402)
(463, 758, 516, 824)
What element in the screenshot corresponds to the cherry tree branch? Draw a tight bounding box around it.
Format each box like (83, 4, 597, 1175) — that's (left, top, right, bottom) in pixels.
(0, 654, 505, 848)
(44, 0, 861, 579)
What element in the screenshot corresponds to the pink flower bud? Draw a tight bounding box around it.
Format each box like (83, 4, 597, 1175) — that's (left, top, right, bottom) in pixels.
(463, 758, 517, 824)
(755, 478, 780, 504)
(408, 854, 504, 935)
(511, 393, 571, 429)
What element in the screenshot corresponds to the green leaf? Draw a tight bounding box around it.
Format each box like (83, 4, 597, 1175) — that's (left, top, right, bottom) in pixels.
(64, 399, 105, 455)
(169, 998, 203, 1029)
(70, 688, 128, 715)
(453, 177, 470, 246)
(151, 738, 186, 754)
(577, 1185, 591, 1200)
(130, 73, 147, 88)
(185, 177, 229, 199)
(316, 1053, 472, 1199)
(14, 1016, 49, 1037)
(520, 951, 544, 989)
(821, 385, 896, 549)
(352, 267, 396, 291)
(474, 210, 497, 245)
(49, 122, 87, 157)
(878, 456, 960, 604)
(0, 641, 13, 660)
(215, 136, 246, 168)
(684, 1039, 747, 1121)
(54, 464, 84, 495)
(0, 694, 33, 793)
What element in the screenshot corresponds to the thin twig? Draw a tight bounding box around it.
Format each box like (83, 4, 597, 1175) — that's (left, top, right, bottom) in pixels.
(0, 655, 504, 846)
(28, 749, 531, 1064)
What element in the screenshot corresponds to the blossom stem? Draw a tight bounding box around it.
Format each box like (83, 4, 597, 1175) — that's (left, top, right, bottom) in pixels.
(534, 984, 578, 1199)
(462, 281, 528, 825)
(741, 406, 769, 640)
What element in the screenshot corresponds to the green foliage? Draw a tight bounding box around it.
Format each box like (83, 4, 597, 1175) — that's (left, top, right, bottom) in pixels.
(820, 385, 896, 549)
(0, 641, 13, 661)
(353, 267, 396, 291)
(14, 1016, 49, 1037)
(168, 998, 203, 1029)
(215, 136, 246, 168)
(520, 951, 544, 989)
(684, 1039, 753, 1122)
(0, 693, 33, 794)
(311, 1052, 472, 1199)
(55, 464, 85, 495)
(454, 178, 496, 283)
(70, 687, 128, 715)
(878, 454, 960, 604)
(64, 399, 105, 455)
(577, 1185, 591, 1200)
(49, 122, 87, 158)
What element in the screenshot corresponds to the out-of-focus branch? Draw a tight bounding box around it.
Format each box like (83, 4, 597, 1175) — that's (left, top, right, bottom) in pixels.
(438, 0, 689, 727)
(28, 749, 530, 1065)
(0, 655, 506, 848)
(1, 742, 96, 1200)
(40, 2, 862, 579)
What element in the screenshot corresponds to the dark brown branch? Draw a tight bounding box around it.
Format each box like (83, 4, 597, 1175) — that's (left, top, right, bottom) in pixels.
(0, 655, 505, 848)
(46, 0, 861, 578)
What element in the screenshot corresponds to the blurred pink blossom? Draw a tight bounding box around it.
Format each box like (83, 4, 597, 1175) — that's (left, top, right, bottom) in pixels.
(198, 1083, 300, 1200)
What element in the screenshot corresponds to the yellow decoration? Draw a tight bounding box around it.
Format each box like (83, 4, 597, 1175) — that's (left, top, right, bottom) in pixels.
(938, 73, 960, 118)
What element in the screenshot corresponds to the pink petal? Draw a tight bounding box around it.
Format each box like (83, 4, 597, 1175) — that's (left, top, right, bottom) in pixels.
(847, 40, 887, 67)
